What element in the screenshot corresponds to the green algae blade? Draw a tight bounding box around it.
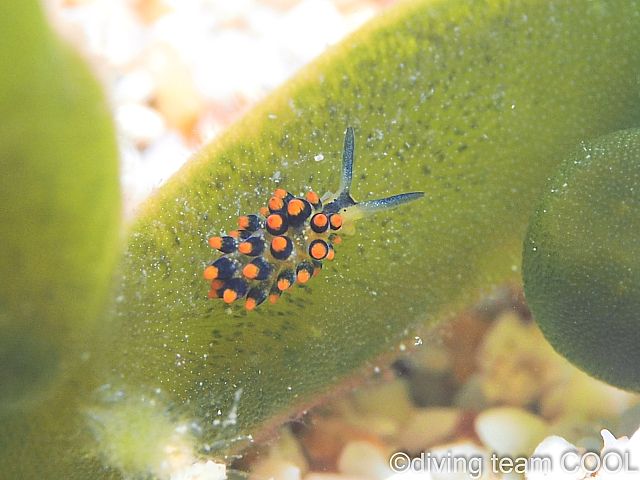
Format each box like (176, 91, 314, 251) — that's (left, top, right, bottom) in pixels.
(98, 0, 640, 468)
(0, 0, 121, 477)
(523, 128, 640, 392)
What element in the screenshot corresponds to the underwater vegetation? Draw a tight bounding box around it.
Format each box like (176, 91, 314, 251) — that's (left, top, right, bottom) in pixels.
(2, 0, 640, 478)
(0, 0, 121, 477)
(523, 127, 640, 392)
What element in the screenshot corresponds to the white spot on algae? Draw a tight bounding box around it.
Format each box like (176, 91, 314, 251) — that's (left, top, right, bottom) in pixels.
(85, 386, 225, 479)
(213, 387, 243, 428)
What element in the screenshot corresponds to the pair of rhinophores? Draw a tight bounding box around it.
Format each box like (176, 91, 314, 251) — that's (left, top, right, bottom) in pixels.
(204, 126, 424, 310)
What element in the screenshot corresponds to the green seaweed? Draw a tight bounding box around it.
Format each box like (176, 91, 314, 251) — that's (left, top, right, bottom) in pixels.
(523, 127, 640, 392)
(0, 0, 121, 476)
(103, 0, 640, 462)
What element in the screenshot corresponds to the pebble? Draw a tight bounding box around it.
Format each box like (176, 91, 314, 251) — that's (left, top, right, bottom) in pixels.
(112, 69, 156, 105)
(475, 407, 548, 458)
(477, 313, 563, 408)
(274, 0, 347, 61)
(453, 374, 488, 411)
(300, 416, 384, 472)
(142, 44, 205, 137)
(115, 103, 166, 147)
(397, 408, 461, 453)
(524, 435, 586, 480)
(169, 460, 226, 480)
(120, 132, 192, 215)
(337, 441, 394, 479)
(249, 459, 301, 480)
(427, 442, 496, 480)
(350, 380, 415, 435)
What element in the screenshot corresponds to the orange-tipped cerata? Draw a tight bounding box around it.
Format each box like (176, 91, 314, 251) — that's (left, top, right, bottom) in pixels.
(297, 270, 311, 283)
(312, 214, 327, 228)
(269, 293, 280, 304)
(310, 240, 329, 260)
(326, 248, 335, 260)
(329, 214, 343, 229)
(277, 278, 291, 291)
(207, 289, 219, 299)
(238, 216, 250, 229)
(268, 197, 284, 211)
(271, 236, 288, 253)
(260, 206, 269, 216)
(210, 279, 224, 290)
(245, 297, 257, 310)
(203, 266, 218, 280)
(223, 289, 238, 303)
(267, 214, 284, 230)
(238, 242, 252, 255)
(243, 263, 259, 279)
(287, 199, 305, 216)
(209, 237, 222, 249)
(306, 191, 320, 204)
(274, 188, 287, 199)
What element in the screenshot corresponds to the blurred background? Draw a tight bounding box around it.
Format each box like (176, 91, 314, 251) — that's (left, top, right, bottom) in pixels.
(46, 0, 399, 217)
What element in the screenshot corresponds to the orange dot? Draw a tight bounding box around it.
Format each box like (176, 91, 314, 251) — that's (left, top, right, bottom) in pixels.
(306, 191, 319, 204)
(269, 197, 284, 211)
(238, 216, 250, 229)
(277, 278, 291, 291)
(330, 214, 343, 229)
(243, 263, 259, 279)
(267, 214, 283, 230)
(312, 214, 327, 228)
(326, 248, 335, 260)
(209, 237, 223, 249)
(310, 242, 328, 260)
(260, 206, 269, 216)
(297, 270, 311, 283)
(223, 289, 238, 303)
(271, 236, 288, 252)
(228, 230, 240, 238)
(274, 188, 287, 199)
(287, 199, 305, 216)
(207, 289, 219, 299)
(210, 279, 224, 290)
(269, 293, 280, 304)
(204, 266, 218, 280)
(245, 298, 257, 310)
(238, 242, 252, 254)
(332, 235, 341, 244)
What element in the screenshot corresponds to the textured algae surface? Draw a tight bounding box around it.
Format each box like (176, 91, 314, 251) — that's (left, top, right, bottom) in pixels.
(523, 128, 640, 392)
(0, 0, 121, 401)
(0, 0, 121, 477)
(107, 0, 640, 456)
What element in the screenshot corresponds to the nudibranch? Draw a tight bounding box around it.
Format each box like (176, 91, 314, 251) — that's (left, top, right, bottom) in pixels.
(204, 127, 424, 310)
